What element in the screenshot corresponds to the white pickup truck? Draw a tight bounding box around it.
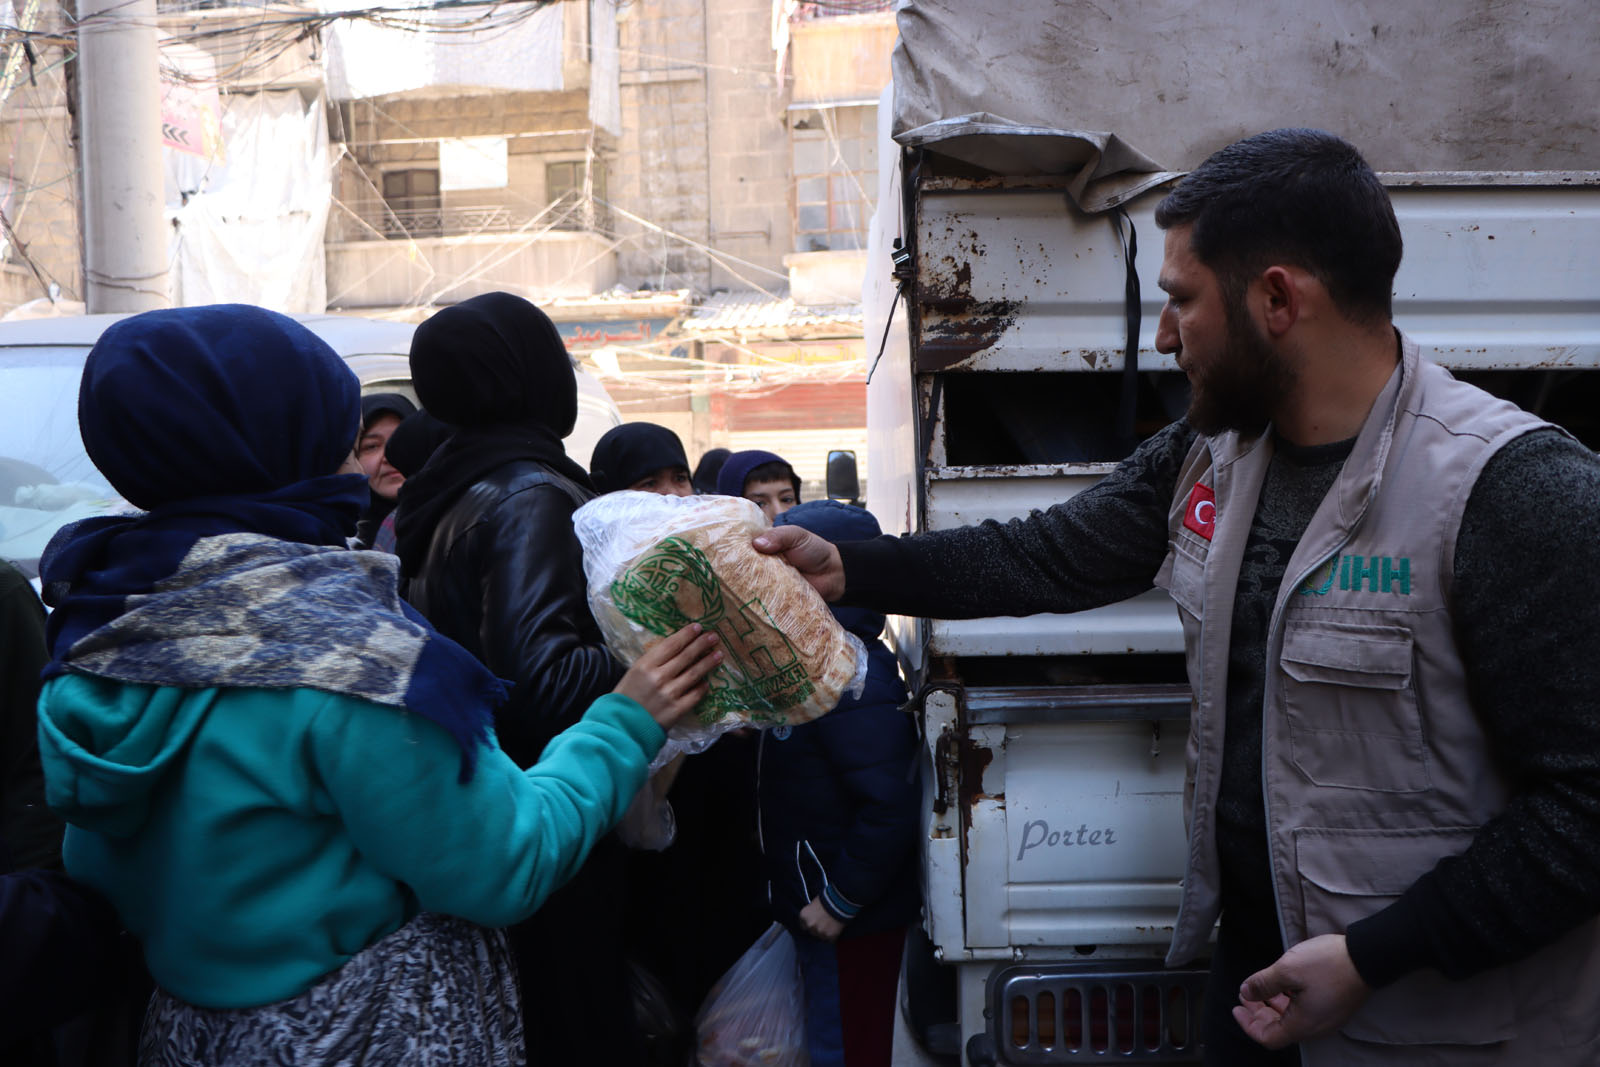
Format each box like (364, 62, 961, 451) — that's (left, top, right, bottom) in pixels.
(862, 3, 1600, 1063)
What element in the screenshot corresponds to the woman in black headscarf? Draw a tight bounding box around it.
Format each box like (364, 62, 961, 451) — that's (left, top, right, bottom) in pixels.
(397, 292, 616, 750)
(589, 422, 692, 496)
(385, 409, 453, 482)
(692, 446, 731, 495)
(395, 291, 645, 1067)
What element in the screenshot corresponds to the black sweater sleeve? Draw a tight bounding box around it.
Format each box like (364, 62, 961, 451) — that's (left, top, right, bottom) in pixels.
(836, 422, 1198, 620)
(1346, 429, 1600, 987)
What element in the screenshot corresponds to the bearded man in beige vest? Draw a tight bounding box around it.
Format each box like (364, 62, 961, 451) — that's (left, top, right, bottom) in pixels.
(755, 129, 1600, 1066)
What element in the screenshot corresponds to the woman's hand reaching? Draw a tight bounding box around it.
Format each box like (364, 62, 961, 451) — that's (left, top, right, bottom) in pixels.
(614, 624, 722, 729)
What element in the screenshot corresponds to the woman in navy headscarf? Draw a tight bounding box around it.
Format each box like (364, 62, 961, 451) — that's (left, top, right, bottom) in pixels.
(33, 305, 719, 1066)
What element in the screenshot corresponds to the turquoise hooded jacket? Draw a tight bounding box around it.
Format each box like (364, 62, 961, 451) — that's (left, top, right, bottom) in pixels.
(36, 672, 661, 1009)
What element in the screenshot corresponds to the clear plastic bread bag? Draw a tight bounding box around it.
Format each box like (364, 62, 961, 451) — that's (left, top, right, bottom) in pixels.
(693, 922, 809, 1067)
(574, 491, 868, 770)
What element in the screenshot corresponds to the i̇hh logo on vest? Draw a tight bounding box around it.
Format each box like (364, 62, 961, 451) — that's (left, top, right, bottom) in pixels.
(1298, 554, 1413, 596)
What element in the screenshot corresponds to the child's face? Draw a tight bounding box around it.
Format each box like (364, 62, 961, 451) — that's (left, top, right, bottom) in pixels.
(743, 477, 797, 523)
(628, 465, 694, 497)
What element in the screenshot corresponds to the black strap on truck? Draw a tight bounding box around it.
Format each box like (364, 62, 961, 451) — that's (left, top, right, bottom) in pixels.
(1113, 207, 1141, 454)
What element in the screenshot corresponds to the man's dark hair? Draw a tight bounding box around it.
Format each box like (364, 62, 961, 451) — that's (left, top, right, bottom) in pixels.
(1154, 128, 1402, 325)
(744, 460, 800, 498)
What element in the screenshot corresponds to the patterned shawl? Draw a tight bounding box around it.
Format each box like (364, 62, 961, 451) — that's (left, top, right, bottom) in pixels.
(41, 305, 506, 780)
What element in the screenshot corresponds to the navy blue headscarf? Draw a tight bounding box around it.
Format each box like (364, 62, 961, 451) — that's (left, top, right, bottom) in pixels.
(40, 305, 505, 779)
(716, 449, 799, 499)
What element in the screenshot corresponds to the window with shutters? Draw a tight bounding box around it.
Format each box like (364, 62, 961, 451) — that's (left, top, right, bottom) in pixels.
(546, 159, 608, 232)
(791, 104, 875, 253)
(379, 168, 442, 238)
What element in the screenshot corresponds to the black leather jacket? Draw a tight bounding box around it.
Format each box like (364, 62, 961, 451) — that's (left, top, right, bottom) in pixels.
(404, 459, 623, 768)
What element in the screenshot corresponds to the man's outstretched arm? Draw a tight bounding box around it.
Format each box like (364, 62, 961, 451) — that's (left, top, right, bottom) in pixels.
(756, 421, 1199, 620)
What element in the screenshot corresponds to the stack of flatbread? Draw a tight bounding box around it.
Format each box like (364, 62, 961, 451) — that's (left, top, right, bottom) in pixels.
(574, 492, 864, 740)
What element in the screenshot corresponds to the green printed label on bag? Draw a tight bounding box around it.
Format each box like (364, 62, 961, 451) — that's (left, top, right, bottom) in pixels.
(611, 537, 815, 723)
(612, 537, 725, 631)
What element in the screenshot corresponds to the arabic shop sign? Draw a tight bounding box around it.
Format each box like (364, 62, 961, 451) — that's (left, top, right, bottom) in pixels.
(558, 319, 676, 351)
(160, 39, 224, 161)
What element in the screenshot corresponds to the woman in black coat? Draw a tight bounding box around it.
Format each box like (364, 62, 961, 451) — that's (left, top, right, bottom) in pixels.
(394, 292, 638, 1066)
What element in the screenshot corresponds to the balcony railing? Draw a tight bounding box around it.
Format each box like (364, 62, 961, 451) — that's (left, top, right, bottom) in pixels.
(378, 205, 514, 239)
(792, 0, 895, 19)
(334, 194, 608, 243)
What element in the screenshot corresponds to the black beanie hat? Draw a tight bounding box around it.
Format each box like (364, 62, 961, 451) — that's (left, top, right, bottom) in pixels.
(408, 292, 577, 435)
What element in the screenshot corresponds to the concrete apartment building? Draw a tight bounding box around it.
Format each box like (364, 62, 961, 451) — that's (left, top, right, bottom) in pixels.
(325, 0, 895, 486)
(0, 0, 894, 489)
(605, 0, 894, 484)
(323, 1, 619, 309)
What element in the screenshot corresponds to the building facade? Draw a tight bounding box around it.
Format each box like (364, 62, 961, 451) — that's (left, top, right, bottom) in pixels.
(0, 0, 894, 491)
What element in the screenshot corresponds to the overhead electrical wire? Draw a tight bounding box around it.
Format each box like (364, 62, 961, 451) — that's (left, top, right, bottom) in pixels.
(4, 0, 566, 89)
(0, 0, 821, 91)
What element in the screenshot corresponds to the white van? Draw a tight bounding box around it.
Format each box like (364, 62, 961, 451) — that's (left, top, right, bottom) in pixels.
(0, 312, 622, 578)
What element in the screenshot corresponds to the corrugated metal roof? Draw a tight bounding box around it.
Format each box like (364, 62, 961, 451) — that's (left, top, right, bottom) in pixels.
(547, 288, 693, 319)
(678, 291, 862, 339)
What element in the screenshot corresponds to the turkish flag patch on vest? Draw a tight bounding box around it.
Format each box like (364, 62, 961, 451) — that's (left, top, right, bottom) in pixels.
(1183, 483, 1216, 541)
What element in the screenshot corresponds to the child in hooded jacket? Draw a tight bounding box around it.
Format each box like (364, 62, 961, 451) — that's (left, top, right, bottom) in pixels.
(760, 500, 921, 1067)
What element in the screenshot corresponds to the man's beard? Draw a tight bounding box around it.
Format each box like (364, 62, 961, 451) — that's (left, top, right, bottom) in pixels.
(1185, 299, 1296, 437)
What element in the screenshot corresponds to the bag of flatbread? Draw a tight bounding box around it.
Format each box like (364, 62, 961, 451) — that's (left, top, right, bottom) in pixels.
(574, 491, 867, 763)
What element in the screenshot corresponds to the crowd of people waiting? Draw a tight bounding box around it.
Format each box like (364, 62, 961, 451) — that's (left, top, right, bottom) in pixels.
(0, 293, 921, 1067)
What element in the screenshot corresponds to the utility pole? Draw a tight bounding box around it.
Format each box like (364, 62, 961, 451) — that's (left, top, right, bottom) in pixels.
(76, 0, 169, 312)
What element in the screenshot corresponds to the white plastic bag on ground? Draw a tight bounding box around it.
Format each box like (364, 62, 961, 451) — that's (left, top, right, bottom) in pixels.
(574, 492, 867, 767)
(694, 922, 810, 1067)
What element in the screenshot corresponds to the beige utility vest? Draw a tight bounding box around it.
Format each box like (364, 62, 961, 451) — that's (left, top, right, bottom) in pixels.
(1153, 335, 1600, 1064)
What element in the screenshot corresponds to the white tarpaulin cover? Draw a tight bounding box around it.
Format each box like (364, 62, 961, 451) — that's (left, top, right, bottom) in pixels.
(320, 0, 565, 101)
(440, 136, 509, 190)
(897, 114, 1179, 214)
(164, 91, 332, 313)
(892, 0, 1600, 175)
